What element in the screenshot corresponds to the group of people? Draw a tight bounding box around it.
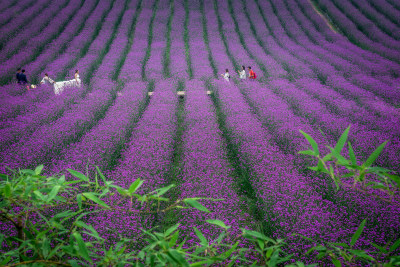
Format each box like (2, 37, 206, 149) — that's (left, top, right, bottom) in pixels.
(221, 66, 256, 82)
(15, 68, 81, 95)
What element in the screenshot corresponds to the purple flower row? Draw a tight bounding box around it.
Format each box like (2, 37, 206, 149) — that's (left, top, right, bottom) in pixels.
(98, 80, 178, 245)
(0, 0, 71, 63)
(169, 0, 188, 79)
(44, 0, 113, 80)
(0, 84, 87, 151)
(177, 80, 253, 245)
(119, 0, 156, 82)
(238, 80, 400, 252)
(0, 79, 115, 173)
(213, 80, 351, 258)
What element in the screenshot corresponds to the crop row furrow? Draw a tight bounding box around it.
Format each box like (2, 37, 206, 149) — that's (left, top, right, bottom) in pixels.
(101, 81, 178, 246)
(238, 80, 400, 248)
(0, 0, 71, 63)
(119, 0, 156, 82)
(176, 81, 254, 246)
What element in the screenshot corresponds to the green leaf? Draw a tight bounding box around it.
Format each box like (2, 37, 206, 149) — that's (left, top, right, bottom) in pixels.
(207, 219, 230, 230)
(82, 192, 110, 209)
(95, 166, 107, 183)
(298, 150, 316, 156)
(46, 185, 61, 202)
(184, 199, 209, 213)
(72, 232, 91, 263)
(67, 169, 89, 182)
(347, 142, 357, 166)
(299, 130, 319, 156)
(128, 178, 144, 194)
(34, 165, 44, 175)
(350, 219, 366, 247)
(362, 141, 387, 168)
(75, 221, 100, 240)
(348, 249, 375, 261)
(167, 249, 189, 267)
(334, 126, 350, 155)
(68, 260, 80, 267)
(151, 184, 175, 197)
(76, 194, 82, 209)
(33, 190, 46, 201)
(331, 257, 342, 267)
(4, 183, 11, 198)
(194, 227, 208, 246)
(390, 238, 400, 253)
(0, 256, 11, 265)
(169, 230, 180, 248)
(165, 223, 180, 236)
(223, 241, 239, 259)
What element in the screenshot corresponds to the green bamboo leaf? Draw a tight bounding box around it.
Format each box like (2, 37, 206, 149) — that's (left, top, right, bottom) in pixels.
(67, 169, 89, 182)
(169, 230, 180, 248)
(362, 141, 388, 168)
(0, 256, 11, 265)
(348, 142, 357, 166)
(128, 178, 144, 194)
(298, 150, 316, 156)
(331, 257, 342, 267)
(72, 232, 91, 263)
(184, 199, 209, 213)
(193, 227, 208, 246)
(33, 190, 46, 201)
(165, 223, 180, 236)
(46, 185, 61, 202)
(334, 126, 350, 155)
(95, 166, 106, 183)
(152, 184, 175, 196)
(4, 183, 11, 198)
(167, 249, 189, 267)
(299, 130, 319, 156)
(350, 219, 367, 247)
(348, 249, 375, 261)
(76, 194, 82, 209)
(35, 165, 44, 175)
(207, 219, 230, 230)
(75, 221, 100, 240)
(82, 193, 110, 209)
(390, 238, 400, 253)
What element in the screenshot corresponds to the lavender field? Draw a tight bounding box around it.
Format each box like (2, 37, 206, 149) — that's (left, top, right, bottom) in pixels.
(1, 0, 400, 263)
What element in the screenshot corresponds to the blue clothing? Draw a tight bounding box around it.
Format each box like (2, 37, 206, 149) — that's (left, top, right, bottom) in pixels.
(16, 72, 21, 83)
(19, 73, 28, 84)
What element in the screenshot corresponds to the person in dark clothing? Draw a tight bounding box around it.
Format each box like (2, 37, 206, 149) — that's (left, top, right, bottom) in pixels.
(16, 68, 21, 83)
(19, 69, 29, 90)
(19, 69, 28, 84)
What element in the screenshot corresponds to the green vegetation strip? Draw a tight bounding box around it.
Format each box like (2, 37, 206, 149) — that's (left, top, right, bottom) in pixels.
(227, 0, 269, 79)
(112, 0, 143, 81)
(162, 0, 174, 78)
(141, 0, 159, 81)
(56, 1, 115, 81)
(199, 0, 218, 78)
(207, 81, 276, 237)
(183, 0, 193, 79)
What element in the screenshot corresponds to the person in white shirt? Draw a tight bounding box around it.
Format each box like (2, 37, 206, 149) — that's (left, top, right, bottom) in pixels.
(238, 65, 246, 80)
(221, 69, 231, 82)
(40, 73, 55, 85)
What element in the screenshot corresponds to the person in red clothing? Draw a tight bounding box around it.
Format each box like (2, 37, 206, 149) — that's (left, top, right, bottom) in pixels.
(248, 66, 256, 79)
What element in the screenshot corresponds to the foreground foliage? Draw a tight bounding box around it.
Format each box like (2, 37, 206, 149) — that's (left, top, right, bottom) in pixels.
(0, 127, 399, 266)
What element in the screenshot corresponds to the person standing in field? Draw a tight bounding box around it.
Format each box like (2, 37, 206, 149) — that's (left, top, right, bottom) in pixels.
(16, 68, 22, 83)
(238, 65, 246, 80)
(40, 73, 55, 85)
(221, 69, 231, 82)
(248, 66, 256, 80)
(19, 69, 30, 90)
